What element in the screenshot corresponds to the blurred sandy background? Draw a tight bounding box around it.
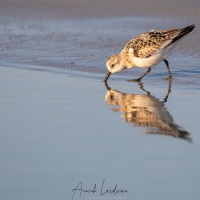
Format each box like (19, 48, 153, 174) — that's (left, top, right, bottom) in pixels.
(0, 0, 200, 19)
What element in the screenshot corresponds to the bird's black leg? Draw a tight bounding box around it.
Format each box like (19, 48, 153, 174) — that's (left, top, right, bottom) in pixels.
(164, 59, 172, 80)
(127, 67, 151, 82)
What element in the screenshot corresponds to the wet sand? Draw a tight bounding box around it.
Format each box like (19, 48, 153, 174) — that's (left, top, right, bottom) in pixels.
(0, 0, 200, 87)
(0, 1, 200, 200)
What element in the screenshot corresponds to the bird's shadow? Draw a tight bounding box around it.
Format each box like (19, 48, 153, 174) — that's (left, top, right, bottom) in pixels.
(104, 80, 192, 142)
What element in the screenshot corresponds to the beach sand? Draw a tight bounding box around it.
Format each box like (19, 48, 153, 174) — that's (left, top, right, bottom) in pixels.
(0, 1, 200, 199)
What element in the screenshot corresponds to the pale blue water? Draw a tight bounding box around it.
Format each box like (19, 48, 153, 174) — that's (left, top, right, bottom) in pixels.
(0, 67, 200, 200)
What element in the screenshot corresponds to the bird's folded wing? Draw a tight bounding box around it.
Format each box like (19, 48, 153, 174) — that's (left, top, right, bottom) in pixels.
(125, 29, 180, 58)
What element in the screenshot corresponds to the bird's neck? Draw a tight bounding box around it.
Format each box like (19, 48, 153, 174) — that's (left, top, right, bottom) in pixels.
(120, 50, 136, 69)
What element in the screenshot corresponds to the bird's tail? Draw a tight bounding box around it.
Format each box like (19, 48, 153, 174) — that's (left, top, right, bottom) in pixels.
(171, 24, 195, 44)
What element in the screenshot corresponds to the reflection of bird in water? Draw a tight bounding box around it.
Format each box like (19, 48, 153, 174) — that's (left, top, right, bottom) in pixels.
(104, 82, 191, 142)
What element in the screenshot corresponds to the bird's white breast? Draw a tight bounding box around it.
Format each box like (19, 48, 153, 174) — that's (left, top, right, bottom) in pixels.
(133, 43, 176, 68)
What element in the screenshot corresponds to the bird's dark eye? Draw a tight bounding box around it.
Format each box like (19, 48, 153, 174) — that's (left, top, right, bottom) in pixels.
(111, 64, 115, 68)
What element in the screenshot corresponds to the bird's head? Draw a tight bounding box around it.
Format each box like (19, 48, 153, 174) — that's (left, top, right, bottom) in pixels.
(104, 54, 125, 82)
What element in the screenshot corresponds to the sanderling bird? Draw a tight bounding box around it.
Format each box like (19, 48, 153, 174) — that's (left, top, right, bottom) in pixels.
(104, 24, 195, 82)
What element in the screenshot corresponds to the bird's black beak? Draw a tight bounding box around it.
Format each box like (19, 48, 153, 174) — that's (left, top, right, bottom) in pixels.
(104, 71, 111, 82)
